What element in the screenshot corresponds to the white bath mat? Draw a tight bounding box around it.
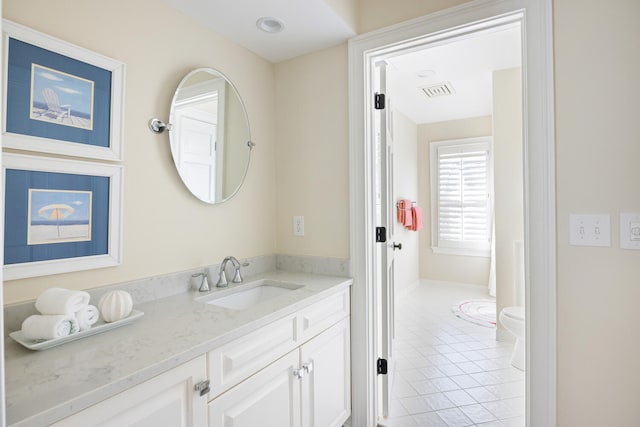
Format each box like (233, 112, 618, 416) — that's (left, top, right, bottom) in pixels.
(452, 299, 496, 328)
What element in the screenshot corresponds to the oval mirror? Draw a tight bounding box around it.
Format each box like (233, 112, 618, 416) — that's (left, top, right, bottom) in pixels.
(169, 68, 253, 204)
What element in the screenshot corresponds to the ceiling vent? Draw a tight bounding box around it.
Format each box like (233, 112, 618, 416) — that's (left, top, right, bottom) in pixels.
(421, 82, 455, 98)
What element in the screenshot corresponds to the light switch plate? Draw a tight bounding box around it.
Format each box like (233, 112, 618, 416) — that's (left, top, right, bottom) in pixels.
(620, 212, 640, 250)
(569, 214, 611, 247)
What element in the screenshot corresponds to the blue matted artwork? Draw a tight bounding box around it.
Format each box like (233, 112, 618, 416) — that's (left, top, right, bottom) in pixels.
(4, 169, 109, 265)
(5, 38, 111, 147)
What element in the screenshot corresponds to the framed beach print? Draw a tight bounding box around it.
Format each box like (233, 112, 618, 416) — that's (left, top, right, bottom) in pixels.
(3, 153, 123, 280)
(2, 20, 125, 161)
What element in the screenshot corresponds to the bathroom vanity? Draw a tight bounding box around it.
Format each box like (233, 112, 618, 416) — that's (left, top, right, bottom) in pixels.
(4, 271, 351, 427)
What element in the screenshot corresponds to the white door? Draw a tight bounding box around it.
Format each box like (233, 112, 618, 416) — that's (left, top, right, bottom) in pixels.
(173, 108, 219, 201)
(374, 61, 398, 419)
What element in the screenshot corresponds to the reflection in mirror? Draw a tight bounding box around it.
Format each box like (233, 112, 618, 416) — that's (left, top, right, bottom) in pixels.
(169, 68, 253, 204)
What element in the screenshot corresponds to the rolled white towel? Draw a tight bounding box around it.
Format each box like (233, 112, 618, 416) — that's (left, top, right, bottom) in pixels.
(21, 314, 79, 340)
(35, 288, 90, 315)
(76, 305, 100, 331)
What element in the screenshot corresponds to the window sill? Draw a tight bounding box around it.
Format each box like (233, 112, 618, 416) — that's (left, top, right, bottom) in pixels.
(431, 246, 490, 258)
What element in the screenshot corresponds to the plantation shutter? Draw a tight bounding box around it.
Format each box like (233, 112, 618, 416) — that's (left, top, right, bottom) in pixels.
(435, 141, 491, 252)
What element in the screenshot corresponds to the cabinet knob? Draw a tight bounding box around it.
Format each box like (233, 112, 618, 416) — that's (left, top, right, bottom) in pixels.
(302, 361, 314, 374)
(194, 380, 210, 396)
(293, 368, 306, 379)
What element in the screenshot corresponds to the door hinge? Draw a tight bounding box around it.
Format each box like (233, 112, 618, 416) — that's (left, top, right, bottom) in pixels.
(376, 226, 387, 243)
(374, 93, 385, 110)
(377, 358, 388, 375)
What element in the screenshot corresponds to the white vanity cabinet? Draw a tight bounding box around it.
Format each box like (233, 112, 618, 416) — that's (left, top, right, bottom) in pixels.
(207, 289, 351, 427)
(208, 317, 350, 427)
(50, 355, 208, 427)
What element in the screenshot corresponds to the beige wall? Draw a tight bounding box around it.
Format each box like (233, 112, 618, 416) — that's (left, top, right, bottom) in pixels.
(493, 68, 524, 337)
(357, 0, 472, 33)
(3, 0, 277, 303)
(392, 110, 420, 295)
(555, 0, 640, 425)
(274, 44, 350, 259)
(417, 116, 493, 285)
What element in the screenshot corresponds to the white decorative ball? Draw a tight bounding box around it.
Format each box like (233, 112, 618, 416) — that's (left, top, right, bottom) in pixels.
(98, 290, 133, 323)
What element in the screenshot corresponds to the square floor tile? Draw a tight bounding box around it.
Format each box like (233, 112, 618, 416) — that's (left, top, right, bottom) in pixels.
(485, 381, 525, 399)
(419, 366, 447, 379)
(465, 386, 499, 403)
(459, 403, 498, 424)
(435, 408, 474, 427)
(456, 361, 485, 374)
(388, 399, 409, 418)
(438, 364, 466, 377)
(413, 411, 449, 427)
(443, 389, 477, 406)
(409, 379, 439, 395)
(449, 374, 481, 389)
(423, 393, 457, 410)
(482, 400, 522, 420)
(431, 377, 461, 392)
(399, 396, 430, 415)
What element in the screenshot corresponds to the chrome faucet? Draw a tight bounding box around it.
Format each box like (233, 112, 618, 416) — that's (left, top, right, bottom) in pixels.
(216, 256, 248, 287)
(192, 272, 210, 292)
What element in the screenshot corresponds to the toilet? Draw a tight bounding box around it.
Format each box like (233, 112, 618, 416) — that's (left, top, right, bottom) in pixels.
(499, 306, 525, 370)
(499, 240, 526, 371)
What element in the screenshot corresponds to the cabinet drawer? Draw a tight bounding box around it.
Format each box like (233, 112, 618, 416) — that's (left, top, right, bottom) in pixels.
(207, 313, 298, 399)
(299, 288, 349, 342)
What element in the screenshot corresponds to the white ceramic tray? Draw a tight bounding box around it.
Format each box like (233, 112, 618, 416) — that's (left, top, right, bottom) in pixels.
(9, 310, 144, 351)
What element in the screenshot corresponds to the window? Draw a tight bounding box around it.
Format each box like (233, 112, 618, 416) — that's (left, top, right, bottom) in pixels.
(430, 137, 492, 257)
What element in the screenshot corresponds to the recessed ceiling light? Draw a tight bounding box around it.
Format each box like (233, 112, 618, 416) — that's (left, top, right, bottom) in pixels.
(256, 17, 285, 34)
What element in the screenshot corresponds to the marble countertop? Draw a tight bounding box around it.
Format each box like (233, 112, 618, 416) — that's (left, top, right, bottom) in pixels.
(4, 271, 352, 427)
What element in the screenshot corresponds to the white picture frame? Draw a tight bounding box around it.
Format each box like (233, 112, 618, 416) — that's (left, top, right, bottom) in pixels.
(3, 153, 123, 280)
(2, 19, 125, 161)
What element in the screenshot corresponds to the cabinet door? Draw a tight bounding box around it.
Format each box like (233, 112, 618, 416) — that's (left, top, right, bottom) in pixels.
(208, 350, 301, 427)
(300, 317, 351, 427)
(51, 355, 208, 427)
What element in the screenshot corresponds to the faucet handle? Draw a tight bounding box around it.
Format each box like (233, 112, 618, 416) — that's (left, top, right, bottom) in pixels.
(231, 262, 249, 283)
(192, 273, 210, 292)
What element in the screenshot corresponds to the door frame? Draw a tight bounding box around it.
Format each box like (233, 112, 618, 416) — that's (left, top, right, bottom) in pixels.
(348, 1, 556, 426)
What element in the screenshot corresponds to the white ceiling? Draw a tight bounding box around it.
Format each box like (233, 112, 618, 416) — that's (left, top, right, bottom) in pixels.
(386, 26, 522, 124)
(161, 0, 356, 63)
(162, 1, 521, 125)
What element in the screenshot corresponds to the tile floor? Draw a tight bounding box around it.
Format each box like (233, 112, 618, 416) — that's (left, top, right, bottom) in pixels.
(378, 281, 525, 427)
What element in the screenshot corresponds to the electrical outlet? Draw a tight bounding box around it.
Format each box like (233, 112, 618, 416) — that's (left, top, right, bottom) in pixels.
(293, 216, 304, 236)
(569, 214, 611, 247)
(620, 212, 640, 250)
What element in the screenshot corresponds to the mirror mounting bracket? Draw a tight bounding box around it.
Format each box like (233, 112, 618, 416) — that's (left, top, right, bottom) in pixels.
(148, 118, 173, 134)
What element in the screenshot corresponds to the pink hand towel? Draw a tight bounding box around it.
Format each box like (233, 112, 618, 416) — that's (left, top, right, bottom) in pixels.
(397, 199, 413, 228)
(410, 206, 424, 231)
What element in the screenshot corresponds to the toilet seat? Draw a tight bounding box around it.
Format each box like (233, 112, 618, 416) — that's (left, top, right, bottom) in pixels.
(502, 306, 524, 321)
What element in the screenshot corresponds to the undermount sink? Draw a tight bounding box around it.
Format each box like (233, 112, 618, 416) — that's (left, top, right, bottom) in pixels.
(197, 279, 303, 310)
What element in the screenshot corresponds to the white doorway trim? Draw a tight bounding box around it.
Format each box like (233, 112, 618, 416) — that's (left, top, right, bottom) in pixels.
(348, 1, 556, 426)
